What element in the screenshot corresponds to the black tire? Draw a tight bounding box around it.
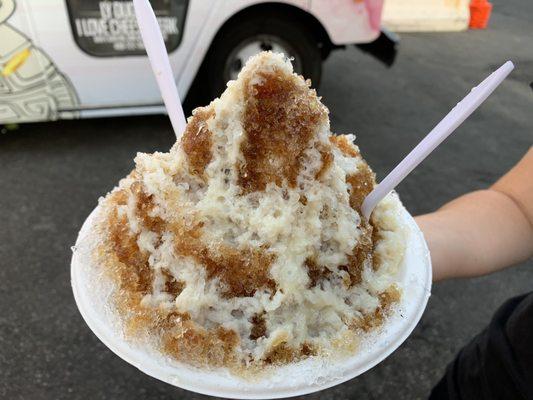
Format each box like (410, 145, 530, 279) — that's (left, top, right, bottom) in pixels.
(205, 14, 322, 98)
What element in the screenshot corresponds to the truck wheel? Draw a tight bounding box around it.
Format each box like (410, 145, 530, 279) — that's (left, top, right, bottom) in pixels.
(206, 15, 322, 98)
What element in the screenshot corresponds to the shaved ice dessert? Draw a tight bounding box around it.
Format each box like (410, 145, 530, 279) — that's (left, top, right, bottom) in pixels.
(94, 52, 406, 372)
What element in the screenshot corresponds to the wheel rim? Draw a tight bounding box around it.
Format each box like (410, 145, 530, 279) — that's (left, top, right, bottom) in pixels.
(224, 34, 303, 82)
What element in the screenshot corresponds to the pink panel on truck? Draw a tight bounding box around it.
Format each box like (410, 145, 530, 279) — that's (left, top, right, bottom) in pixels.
(310, 0, 383, 44)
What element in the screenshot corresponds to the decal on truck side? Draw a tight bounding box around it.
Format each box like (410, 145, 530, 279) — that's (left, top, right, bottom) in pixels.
(65, 0, 189, 57)
(0, 0, 79, 124)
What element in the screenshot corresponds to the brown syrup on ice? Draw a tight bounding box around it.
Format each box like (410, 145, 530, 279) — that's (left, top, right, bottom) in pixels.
(108, 208, 153, 294)
(132, 183, 165, 233)
(238, 69, 327, 193)
(181, 107, 214, 177)
(249, 313, 267, 340)
(346, 167, 375, 213)
(329, 136, 377, 286)
(161, 312, 239, 367)
(305, 257, 331, 287)
(263, 342, 317, 365)
(316, 144, 333, 180)
(172, 221, 276, 298)
(352, 285, 401, 332)
(330, 135, 360, 157)
(161, 268, 184, 298)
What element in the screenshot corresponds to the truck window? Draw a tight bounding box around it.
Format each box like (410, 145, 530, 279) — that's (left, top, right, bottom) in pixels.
(65, 0, 188, 57)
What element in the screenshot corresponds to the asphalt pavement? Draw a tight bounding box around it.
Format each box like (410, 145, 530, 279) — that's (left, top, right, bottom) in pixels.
(1, 1, 532, 399)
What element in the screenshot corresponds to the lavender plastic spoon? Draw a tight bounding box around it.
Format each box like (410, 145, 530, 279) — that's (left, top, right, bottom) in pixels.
(133, 0, 187, 139)
(361, 61, 514, 221)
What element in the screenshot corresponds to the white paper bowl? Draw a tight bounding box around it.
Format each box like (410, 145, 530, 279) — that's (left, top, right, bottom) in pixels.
(71, 201, 431, 399)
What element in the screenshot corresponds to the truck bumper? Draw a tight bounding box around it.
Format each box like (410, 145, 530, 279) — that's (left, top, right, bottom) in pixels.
(355, 29, 399, 67)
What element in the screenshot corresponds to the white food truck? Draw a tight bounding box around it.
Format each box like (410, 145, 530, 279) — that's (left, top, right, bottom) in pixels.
(0, 0, 397, 124)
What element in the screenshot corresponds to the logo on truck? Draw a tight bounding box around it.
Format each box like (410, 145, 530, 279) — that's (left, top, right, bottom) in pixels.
(65, 0, 189, 57)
